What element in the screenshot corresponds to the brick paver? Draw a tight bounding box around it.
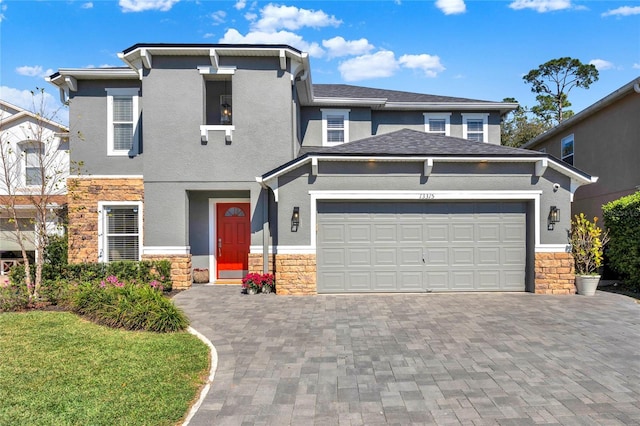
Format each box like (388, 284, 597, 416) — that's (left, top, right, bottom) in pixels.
(174, 287, 640, 425)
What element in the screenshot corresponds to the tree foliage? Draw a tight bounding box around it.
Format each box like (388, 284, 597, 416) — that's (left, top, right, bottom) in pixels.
(500, 97, 551, 148)
(523, 57, 599, 124)
(602, 191, 640, 286)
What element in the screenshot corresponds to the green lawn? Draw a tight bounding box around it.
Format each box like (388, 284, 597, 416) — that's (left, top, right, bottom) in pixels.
(0, 311, 209, 426)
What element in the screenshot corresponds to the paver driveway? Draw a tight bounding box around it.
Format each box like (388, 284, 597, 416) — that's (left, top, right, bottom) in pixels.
(174, 286, 640, 425)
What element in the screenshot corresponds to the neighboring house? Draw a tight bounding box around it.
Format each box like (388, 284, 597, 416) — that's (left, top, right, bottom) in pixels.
(522, 77, 640, 221)
(47, 43, 595, 295)
(0, 100, 69, 276)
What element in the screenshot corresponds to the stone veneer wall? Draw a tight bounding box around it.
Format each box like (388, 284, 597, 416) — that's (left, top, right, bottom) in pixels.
(274, 254, 317, 295)
(67, 177, 144, 263)
(142, 254, 193, 290)
(535, 252, 576, 295)
(248, 253, 275, 275)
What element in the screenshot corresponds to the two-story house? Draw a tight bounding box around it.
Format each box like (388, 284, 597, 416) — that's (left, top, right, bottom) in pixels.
(48, 43, 595, 295)
(522, 77, 640, 222)
(0, 100, 69, 276)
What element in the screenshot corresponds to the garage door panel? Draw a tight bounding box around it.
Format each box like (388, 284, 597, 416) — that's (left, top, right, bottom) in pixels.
(451, 224, 474, 241)
(451, 247, 474, 265)
(347, 224, 371, 242)
(399, 248, 422, 266)
(478, 247, 500, 265)
(348, 248, 371, 266)
(426, 224, 448, 241)
(373, 224, 396, 242)
(317, 201, 527, 293)
(374, 248, 396, 265)
(373, 272, 398, 291)
(425, 247, 448, 265)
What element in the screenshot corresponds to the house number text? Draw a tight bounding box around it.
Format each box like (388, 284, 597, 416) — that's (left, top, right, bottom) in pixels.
(418, 193, 435, 200)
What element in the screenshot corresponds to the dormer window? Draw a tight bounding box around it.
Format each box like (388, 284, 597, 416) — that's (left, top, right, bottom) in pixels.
(462, 113, 489, 142)
(423, 113, 451, 136)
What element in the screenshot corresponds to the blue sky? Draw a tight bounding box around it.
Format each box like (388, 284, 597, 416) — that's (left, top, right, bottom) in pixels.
(1, 0, 638, 125)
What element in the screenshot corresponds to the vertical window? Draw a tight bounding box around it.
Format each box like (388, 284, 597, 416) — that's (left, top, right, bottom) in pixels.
(99, 203, 142, 262)
(24, 143, 43, 186)
(561, 134, 574, 165)
(321, 109, 350, 146)
(423, 113, 451, 136)
(106, 88, 139, 156)
(462, 113, 489, 142)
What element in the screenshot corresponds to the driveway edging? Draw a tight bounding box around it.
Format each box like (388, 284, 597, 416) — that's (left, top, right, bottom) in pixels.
(181, 326, 218, 426)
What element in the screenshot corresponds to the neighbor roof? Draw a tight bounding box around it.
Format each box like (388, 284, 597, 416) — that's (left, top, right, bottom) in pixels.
(522, 77, 640, 149)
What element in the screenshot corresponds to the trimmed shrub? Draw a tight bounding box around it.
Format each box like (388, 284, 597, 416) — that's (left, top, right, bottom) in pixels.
(603, 191, 640, 287)
(70, 280, 188, 333)
(0, 281, 29, 312)
(43, 233, 68, 281)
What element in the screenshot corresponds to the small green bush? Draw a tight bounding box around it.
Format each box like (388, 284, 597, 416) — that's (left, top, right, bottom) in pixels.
(70, 280, 188, 333)
(43, 234, 68, 281)
(0, 281, 29, 312)
(603, 191, 640, 287)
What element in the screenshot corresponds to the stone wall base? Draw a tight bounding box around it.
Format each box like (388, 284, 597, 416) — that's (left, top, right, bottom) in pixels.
(142, 254, 192, 290)
(274, 254, 317, 295)
(535, 252, 575, 295)
(248, 253, 275, 275)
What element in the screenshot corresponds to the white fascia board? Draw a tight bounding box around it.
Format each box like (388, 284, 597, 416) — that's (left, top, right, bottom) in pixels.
(56, 68, 138, 80)
(312, 97, 387, 107)
(140, 48, 152, 69)
(383, 102, 518, 112)
(142, 246, 191, 255)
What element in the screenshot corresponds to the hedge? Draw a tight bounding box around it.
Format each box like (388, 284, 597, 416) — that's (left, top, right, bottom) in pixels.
(602, 191, 640, 287)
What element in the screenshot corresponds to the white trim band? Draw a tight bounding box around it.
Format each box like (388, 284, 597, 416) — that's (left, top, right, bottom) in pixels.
(142, 246, 191, 255)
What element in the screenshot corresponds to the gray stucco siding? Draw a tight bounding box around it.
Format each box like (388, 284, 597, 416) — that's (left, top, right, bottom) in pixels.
(300, 107, 372, 147)
(69, 79, 143, 175)
(141, 57, 295, 183)
(273, 161, 571, 247)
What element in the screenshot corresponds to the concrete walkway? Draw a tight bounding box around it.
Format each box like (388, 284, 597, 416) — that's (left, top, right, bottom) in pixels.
(174, 286, 640, 425)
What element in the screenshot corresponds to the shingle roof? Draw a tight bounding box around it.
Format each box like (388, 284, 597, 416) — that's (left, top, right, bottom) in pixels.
(305, 129, 543, 157)
(312, 84, 495, 104)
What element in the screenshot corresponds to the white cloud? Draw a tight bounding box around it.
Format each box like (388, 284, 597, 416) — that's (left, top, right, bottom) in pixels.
(398, 54, 445, 77)
(322, 37, 374, 59)
(16, 65, 54, 78)
(602, 6, 640, 17)
(211, 10, 226, 25)
(119, 0, 179, 13)
(219, 28, 325, 57)
(81, 2, 93, 9)
(338, 51, 399, 82)
(435, 0, 466, 15)
(508, 0, 572, 12)
(589, 59, 615, 70)
(251, 4, 341, 32)
(0, 0, 6, 22)
(234, 0, 246, 10)
(0, 86, 68, 125)
(203, 33, 215, 39)
(244, 12, 258, 21)
(85, 64, 120, 68)
(633, 63, 640, 70)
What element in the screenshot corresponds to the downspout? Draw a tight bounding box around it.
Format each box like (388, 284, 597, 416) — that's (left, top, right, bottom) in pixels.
(256, 177, 270, 274)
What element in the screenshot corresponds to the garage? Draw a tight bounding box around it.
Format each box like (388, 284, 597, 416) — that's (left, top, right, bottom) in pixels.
(317, 201, 527, 293)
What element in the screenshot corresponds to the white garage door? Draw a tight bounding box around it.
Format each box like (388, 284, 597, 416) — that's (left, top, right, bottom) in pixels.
(317, 202, 527, 293)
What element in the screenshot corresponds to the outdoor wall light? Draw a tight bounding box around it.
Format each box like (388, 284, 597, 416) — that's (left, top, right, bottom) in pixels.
(548, 206, 560, 230)
(220, 102, 232, 124)
(291, 206, 300, 232)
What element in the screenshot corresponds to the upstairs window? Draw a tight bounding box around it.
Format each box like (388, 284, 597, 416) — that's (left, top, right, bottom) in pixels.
(99, 202, 142, 262)
(462, 113, 489, 142)
(423, 113, 451, 136)
(561, 134, 574, 165)
(106, 88, 139, 156)
(322, 109, 350, 146)
(19, 141, 44, 186)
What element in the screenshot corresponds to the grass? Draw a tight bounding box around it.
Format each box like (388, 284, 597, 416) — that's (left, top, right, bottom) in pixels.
(0, 311, 210, 426)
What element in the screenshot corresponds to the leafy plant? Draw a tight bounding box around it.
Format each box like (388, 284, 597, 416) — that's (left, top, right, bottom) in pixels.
(603, 191, 640, 286)
(570, 213, 610, 275)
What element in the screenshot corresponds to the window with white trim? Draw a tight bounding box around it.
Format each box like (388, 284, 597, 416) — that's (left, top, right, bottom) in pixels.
(19, 141, 43, 186)
(106, 88, 139, 156)
(99, 202, 142, 262)
(561, 134, 574, 165)
(423, 113, 451, 136)
(462, 113, 489, 142)
(321, 109, 350, 146)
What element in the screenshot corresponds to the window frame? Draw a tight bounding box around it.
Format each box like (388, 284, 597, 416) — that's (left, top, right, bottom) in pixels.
(561, 134, 574, 165)
(321, 109, 350, 146)
(19, 141, 44, 187)
(97, 201, 143, 263)
(423, 113, 451, 136)
(462, 113, 489, 143)
(106, 88, 140, 156)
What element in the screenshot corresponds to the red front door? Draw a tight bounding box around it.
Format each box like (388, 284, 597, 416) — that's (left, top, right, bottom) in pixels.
(216, 203, 250, 279)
